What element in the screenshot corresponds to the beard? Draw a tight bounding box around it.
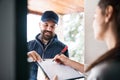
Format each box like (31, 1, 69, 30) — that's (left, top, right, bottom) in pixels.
(41, 30, 54, 41)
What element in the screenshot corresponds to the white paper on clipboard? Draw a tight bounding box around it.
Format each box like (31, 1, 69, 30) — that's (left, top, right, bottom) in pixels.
(37, 59, 84, 80)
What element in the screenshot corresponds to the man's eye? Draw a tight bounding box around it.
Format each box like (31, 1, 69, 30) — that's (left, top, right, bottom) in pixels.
(45, 24, 48, 26)
(43, 24, 48, 27)
(51, 26, 55, 29)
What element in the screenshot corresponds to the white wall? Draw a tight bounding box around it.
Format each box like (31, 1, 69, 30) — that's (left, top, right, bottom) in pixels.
(84, 0, 107, 66)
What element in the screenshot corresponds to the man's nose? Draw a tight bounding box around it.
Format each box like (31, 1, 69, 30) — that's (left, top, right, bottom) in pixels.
(46, 26, 52, 31)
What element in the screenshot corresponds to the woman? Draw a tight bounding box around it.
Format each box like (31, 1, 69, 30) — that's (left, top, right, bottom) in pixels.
(54, 0, 120, 79)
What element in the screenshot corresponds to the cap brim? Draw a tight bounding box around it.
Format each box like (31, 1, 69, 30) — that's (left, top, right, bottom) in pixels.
(42, 18, 57, 24)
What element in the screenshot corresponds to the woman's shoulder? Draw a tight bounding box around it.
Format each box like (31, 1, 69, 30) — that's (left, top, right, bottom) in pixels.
(87, 59, 120, 80)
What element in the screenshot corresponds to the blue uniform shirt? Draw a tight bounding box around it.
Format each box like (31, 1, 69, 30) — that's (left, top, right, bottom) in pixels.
(27, 33, 69, 80)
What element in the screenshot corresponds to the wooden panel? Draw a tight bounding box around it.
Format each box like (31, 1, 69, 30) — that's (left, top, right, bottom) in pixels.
(28, 0, 84, 15)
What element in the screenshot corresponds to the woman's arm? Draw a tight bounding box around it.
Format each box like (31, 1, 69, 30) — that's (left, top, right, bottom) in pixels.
(54, 54, 84, 73)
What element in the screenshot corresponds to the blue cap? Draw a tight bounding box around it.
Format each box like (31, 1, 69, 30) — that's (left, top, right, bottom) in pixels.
(41, 11, 59, 24)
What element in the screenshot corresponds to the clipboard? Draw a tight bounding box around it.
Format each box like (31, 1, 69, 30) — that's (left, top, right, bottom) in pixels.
(37, 59, 84, 80)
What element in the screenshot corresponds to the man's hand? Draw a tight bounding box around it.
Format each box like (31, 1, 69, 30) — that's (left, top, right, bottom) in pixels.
(27, 51, 42, 62)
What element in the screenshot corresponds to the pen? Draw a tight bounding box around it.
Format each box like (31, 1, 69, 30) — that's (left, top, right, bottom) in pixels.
(52, 46, 68, 62)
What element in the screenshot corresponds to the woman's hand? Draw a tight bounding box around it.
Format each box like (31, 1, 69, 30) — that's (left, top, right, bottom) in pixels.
(52, 75, 58, 80)
(53, 54, 69, 65)
(54, 54, 84, 73)
(45, 75, 58, 80)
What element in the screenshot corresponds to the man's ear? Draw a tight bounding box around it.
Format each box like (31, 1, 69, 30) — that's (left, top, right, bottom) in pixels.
(105, 5, 113, 23)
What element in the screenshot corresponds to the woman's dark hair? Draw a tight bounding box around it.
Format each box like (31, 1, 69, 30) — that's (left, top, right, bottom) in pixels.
(85, 0, 120, 72)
